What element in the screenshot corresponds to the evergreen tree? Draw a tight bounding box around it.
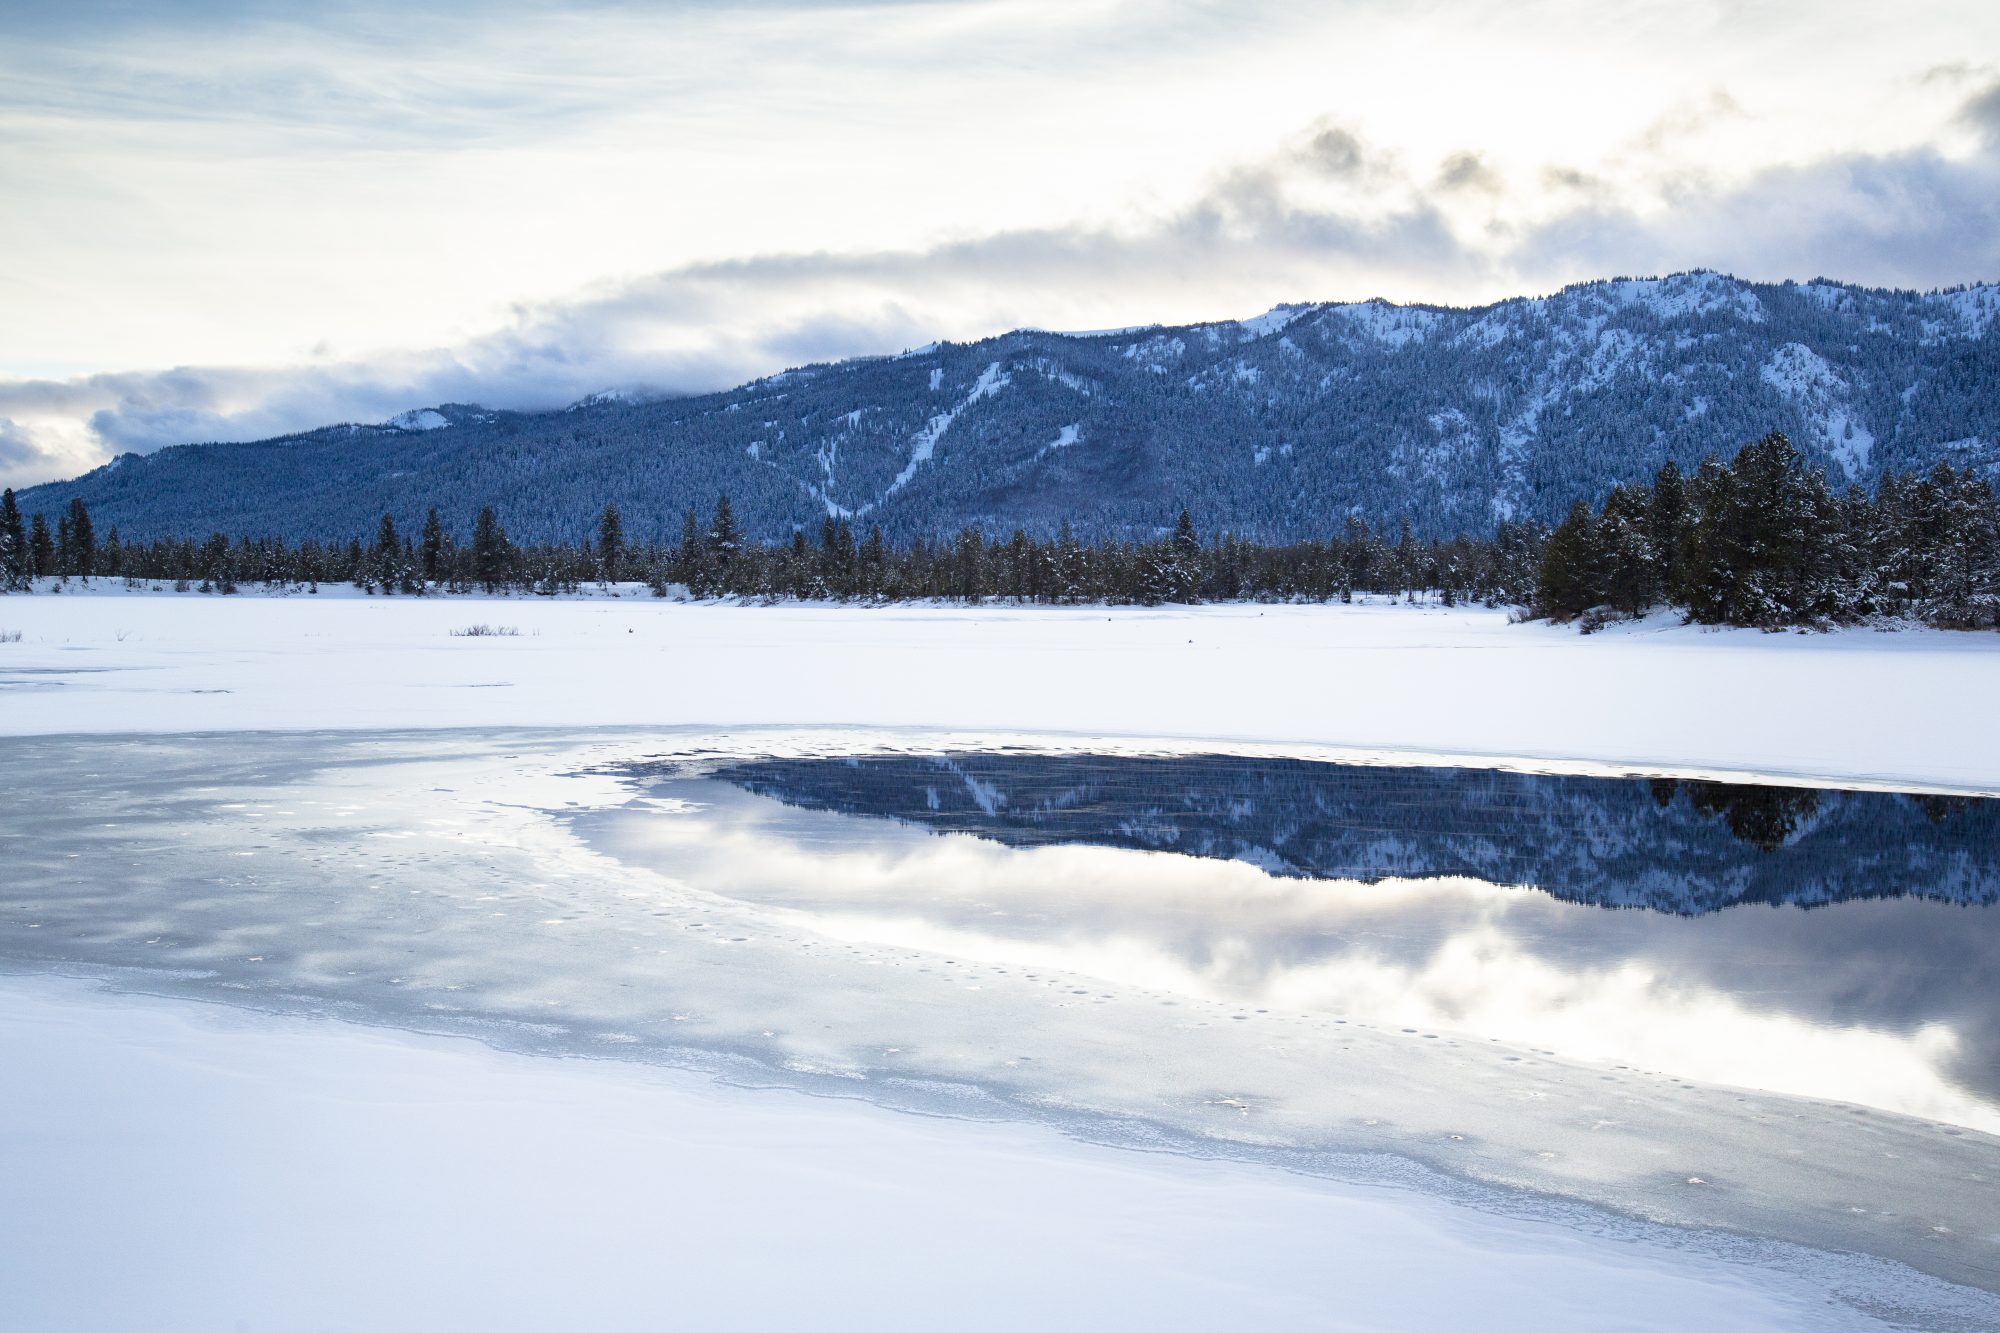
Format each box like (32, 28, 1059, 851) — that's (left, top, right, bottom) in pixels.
(1647, 459, 1687, 594)
(1681, 432, 1838, 627)
(420, 507, 446, 585)
(596, 502, 625, 582)
(0, 489, 24, 590)
(28, 513, 53, 578)
(1597, 484, 1658, 613)
(471, 505, 511, 593)
(674, 508, 713, 596)
(372, 513, 402, 593)
(67, 498, 95, 578)
(1928, 465, 2000, 627)
(707, 495, 741, 571)
(1164, 508, 1201, 603)
(1535, 501, 1601, 620)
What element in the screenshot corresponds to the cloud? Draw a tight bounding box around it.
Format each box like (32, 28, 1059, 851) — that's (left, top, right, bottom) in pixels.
(1961, 78, 2000, 148)
(0, 419, 47, 471)
(1435, 151, 1503, 194)
(1510, 141, 2000, 294)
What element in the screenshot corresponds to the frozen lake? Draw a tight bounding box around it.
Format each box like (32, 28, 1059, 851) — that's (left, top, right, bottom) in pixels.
(2, 726, 1996, 1329)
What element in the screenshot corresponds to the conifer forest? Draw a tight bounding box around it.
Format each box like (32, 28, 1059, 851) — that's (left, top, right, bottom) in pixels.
(6, 431, 1995, 631)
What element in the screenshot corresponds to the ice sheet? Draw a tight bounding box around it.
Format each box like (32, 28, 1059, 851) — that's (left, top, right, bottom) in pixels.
(2, 727, 1996, 1327)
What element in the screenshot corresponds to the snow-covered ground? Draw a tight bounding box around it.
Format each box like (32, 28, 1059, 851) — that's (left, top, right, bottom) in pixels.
(2, 972, 1913, 1333)
(4, 586, 1997, 1330)
(2, 584, 1997, 788)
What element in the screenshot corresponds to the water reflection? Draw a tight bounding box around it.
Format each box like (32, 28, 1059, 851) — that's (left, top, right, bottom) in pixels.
(596, 752, 2000, 1125)
(697, 755, 2000, 913)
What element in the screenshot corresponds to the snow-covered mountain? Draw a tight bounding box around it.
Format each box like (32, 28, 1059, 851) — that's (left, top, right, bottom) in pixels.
(702, 752, 2000, 916)
(23, 271, 2000, 544)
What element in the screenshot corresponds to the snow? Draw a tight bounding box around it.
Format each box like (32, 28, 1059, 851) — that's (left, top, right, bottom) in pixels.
(1031, 423, 1080, 461)
(882, 361, 1010, 500)
(1235, 303, 1312, 338)
(1022, 356, 1093, 395)
(1599, 272, 1766, 323)
(0, 973, 1898, 1333)
(1327, 300, 1445, 346)
(384, 407, 450, 431)
(2, 590, 1997, 790)
(1923, 286, 1999, 340)
(6, 596, 2000, 1326)
(1760, 343, 1874, 476)
(568, 388, 642, 410)
(1119, 333, 1186, 369)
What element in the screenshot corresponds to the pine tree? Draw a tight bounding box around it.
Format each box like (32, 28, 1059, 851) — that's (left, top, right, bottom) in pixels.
(1597, 484, 1658, 614)
(28, 513, 53, 578)
(674, 508, 712, 596)
(1928, 466, 2000, 628)
(67, 498, 95, 579)
(707, 495, 740, 570)
(0, 489, 24, 590)
(1165, 507, 1201, 602)
(1684, 432, 1838, 627)
(420, 507, 446, 585)
(471, 506, 511, 593)
(860, 524, 886, 596)
(596, 502, 625, 583)
(1535, 501, 1601, 620)
(1648, 460, 1687, 594)
(372, 514, 401, 593)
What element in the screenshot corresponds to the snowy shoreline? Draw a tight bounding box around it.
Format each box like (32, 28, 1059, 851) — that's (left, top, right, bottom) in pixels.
(2, 587, 1997, 789)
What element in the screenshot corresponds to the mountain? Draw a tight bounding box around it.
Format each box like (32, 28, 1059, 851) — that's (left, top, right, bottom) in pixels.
(20, 271, 2000, 545)
(688, 752, 2000, 916)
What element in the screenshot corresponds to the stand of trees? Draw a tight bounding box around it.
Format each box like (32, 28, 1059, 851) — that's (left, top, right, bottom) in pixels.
(1533, 432, 2000, 631)
(0, 491, 1542, 607)
(4, 429, 1996, 630)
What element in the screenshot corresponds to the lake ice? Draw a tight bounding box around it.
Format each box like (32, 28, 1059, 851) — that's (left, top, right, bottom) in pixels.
(2, 723, 1996, 1330)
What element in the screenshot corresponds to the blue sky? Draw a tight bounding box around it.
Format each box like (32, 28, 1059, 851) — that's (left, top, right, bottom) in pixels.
(3, 0, 1998, 487)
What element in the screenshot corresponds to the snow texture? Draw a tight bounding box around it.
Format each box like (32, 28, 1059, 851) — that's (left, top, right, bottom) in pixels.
(0, 974, 1904, 1333)
(3, 590, 1996, 791)
(384, 408, 450, 431)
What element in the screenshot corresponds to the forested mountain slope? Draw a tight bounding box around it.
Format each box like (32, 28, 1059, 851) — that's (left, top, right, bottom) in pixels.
(22, 271, 2000, 544)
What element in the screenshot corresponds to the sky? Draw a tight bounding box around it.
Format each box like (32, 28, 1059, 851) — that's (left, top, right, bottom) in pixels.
(2, 0, 1998, 489)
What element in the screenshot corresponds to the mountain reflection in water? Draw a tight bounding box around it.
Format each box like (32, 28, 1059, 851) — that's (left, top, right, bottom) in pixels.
(703, 755, 2000, 915)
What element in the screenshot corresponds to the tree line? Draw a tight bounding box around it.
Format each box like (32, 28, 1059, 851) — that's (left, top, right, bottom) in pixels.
(0, 489, 1538, 606)
(4, 430, 1996, 629)
(1533, 431, 1999, 630)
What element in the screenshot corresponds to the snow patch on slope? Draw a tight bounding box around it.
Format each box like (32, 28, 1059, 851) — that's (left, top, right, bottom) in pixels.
(1032, 425, 1081, 462)
(1236, 304, 1313, 339)
(385, 409, 450, 432)
(1601, 272, 1766, 323)
(882, 362, 1011, 501)
(1327, 302, 1444, 347)
(1922, 287, 2000, 340)
(1760, 343, 1874, 477)
(1120, 334, 1187, 372)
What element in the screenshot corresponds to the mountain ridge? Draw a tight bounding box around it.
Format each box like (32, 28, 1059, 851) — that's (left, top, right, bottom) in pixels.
(21, 270, 2000, 544)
